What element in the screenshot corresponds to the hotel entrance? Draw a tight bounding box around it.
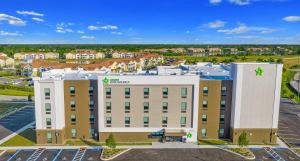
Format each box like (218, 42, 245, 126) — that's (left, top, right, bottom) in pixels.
(164, 129, 186, 142)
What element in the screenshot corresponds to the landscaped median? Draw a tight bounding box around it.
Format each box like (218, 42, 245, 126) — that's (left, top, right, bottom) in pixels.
(100, 148, 130, 160)
(0, 128, 36, 146)
(225, 148, 255, 160)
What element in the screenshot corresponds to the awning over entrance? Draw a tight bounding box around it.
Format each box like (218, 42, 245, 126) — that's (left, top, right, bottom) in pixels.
(164, 129, 186, 137)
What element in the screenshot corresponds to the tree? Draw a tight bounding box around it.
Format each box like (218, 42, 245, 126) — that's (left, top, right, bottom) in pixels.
(276, 58, 283, 64)
(241, 56, 247, 62)
(238, 131, 249, 147)
(105, 133, 116, 148)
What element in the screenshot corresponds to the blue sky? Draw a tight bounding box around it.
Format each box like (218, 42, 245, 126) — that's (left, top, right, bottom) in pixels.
(0, 0, 300, 44)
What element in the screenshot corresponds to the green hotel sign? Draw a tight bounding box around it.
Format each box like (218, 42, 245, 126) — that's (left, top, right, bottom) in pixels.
(255, 67, 264, 76)
(102, 77, 130, 85)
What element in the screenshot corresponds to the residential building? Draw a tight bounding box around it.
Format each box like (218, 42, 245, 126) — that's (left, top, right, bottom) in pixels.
(34, 62, 282, 145)
(0, 53, 14, 68)
(14, 52, 59, 62)
(65, 49, 105, 59)
(112, 52, 135, 59)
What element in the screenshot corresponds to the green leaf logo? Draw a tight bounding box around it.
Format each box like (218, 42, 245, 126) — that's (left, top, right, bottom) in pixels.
(255, 67, 264, 76)
(187, 132, 192, 138)
(102, 77, 109, 85)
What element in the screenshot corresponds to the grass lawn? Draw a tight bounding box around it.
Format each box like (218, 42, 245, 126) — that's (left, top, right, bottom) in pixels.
(228, 148, 255, 158)
(0, 89, 33, 96)
(198, 139, 232, 145)
(0, 103, 27, 116)
(0, 128, 36, 146)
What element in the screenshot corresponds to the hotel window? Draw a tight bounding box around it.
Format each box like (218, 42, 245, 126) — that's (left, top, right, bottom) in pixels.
(125, 87, 130, 98)
(45, 103, 51, 114)
(180, 117, 186, 127)
(106, 88, 111, 98)
(181, 102, 187, 112)
(89, 100, 95, 109)
(106, 117, 112, 126)
(46, 132, 52, 143)
(144, 117, 149, 127)
(219, 128, 225, 138)
(71, 115, 76, 124)
(203, 86, 208, 95)
(89, 128, 95, 138)
(162, 102, 168, 113)
(46, 118, 51, 128)
(90, 114, 95, 124)
(162, 88, 168, 98)
(106, 102, 111, 113)
(69, 86, 75, 95)
(125, 102, 130, 113)
(144, 88, 149, 98)
(202, 114, 207, 123)
(144, 102, 149, 113)
(221, 100, 226, 109)
(221, 86, 227, 96)
(71, 129, 77, 138)
(89, 86, 94, 96)
(220, 114, 225, 124)
(162, 117, 168, 127)
(181, 88, 187, 98)
(203, 100, 208, 108)
(70, 100, 76, 110)
(125, 117, 130, 127)
(44, 88, 50, 99)
(201, 128, 207, 137)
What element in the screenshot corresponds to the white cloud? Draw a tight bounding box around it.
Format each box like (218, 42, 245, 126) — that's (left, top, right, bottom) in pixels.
(218, 25, 249, 34)
(77, 30, 84, 34)
(0, 30, 21, 36)
(229, 0, 251, 5)
(81, 35, 95, 40)
(32, 17, 44, 22)
(209, 0, 222, 4)
(88, 25, 118, 30)
(0, 13, 26, 26)
(111, 31, 122, 35)
(206, 20, 226, 28)
(55, 23, 74, 33)
(16, 10, 44, 17)
(283, 16, 300, 22)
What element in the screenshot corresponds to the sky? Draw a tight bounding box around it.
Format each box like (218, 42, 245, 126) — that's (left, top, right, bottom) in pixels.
(0, 0, 300, 44)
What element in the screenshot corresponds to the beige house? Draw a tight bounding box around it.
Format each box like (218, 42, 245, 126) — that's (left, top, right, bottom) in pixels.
(0, 55, 14, 68)
(65, 49, 105, 59)
(14, 52, 59, 60)
(112, 52, 135, 59)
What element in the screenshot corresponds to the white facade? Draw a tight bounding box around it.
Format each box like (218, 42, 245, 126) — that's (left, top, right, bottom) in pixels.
(230, 63, 283, 129)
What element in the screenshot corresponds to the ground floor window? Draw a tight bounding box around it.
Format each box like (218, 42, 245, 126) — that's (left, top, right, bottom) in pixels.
(219, 128, 224, 138)
(46, 132, 52, 143)
(201, 128, 206, 137)
(71, 129, 77, 138)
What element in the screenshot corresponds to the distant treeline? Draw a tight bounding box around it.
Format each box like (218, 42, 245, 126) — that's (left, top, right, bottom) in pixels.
(0, 44, 299, 58)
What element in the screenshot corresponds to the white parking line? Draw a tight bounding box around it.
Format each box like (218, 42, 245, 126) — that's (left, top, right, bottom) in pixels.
(53, 149, 63, 161)
(7, 150, 20, 161)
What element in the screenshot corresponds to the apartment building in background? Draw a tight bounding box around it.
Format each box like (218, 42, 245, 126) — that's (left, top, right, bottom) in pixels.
(33, 62, 282, 145)
(14, 52, 59, 62)
(65, 49, 105, 59)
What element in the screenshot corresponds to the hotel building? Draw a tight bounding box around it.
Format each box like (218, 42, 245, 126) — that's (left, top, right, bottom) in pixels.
(33, 62, 282, 145)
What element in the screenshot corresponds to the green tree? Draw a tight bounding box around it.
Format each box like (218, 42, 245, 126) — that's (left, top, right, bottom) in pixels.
(105, 133, 116, 148)
(238, 131, 249, 147)
(28, 94, 32, 102)
(276, 58, 283, 64)
(241, 56, 247, 62)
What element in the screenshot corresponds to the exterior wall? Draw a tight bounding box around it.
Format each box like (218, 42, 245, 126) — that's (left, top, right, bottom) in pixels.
(221, 80, 233, 139)
(36, 129, 65, 145)
(230, 63, 283, 144)
(64, 80, 98, 140)
(14, 53, 25, 60)
(34, 78, 65, 144)
(231, 128, 278, 144)
(102, 85, 193, 128)
(98, 75, 200, 142)
(99, 132, 160, 143)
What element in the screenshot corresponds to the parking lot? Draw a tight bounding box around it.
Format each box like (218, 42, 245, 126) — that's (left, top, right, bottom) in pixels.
(250, 148, 300, 161)
(0, 106, 35, 140)
(278, 99, 300, 148)
(0, 148, 102, 161)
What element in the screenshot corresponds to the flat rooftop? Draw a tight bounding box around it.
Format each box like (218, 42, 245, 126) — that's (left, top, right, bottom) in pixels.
(35, 62, 260, 81)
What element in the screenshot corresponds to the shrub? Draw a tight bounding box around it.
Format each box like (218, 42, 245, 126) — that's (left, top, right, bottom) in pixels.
(105, 133, 116, 149)
(238, 132, 249, 147)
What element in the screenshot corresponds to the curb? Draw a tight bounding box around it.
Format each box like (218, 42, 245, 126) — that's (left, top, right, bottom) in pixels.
(222, 148, 256, 160)
(100, 148, 131, 161)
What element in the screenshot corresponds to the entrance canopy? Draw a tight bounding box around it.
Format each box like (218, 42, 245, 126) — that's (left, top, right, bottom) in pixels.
(164, 129, 186, 137)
